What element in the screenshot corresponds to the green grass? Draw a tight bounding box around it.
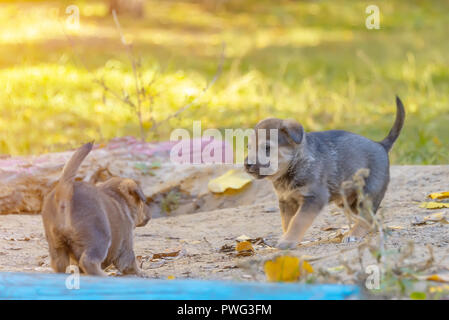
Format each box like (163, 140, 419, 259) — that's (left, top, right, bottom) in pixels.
(0, 0, 448, 164)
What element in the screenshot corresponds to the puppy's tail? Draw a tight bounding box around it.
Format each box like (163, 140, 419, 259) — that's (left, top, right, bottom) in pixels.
(379, 96, 405, 152)
(59, 142, 94, 184)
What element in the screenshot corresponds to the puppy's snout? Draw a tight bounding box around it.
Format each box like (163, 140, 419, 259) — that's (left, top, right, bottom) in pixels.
(136, 203, 152, 227)
(141, 216, 151, 226)
(245, 164, 259, 174)
(137, 215, 151, 227)
(246, 164, 257, 173)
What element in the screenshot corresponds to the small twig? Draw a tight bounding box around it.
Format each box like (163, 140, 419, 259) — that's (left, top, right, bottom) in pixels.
(203, 237, 214, 250)
(95, 77, 136, 108)
(112, 9, 145, 141)
(61, 9, 225, 144)
(150, 42, 226, 133)
(58, 19, 91, 72)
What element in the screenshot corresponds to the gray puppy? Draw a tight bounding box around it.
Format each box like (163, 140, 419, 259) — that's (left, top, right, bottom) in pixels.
(42, 142, 151, 276)
(245, 97, 405, 249)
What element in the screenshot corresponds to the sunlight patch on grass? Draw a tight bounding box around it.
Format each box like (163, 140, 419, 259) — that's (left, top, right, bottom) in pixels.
(0, 0, 447, 164)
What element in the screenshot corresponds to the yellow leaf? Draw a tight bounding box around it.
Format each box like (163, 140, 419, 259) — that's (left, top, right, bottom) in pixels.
(426, 274, 449, 283)
(327, 265, 345, 273)
(413, 212, 449, 226)
(236, 241, 254, 252)
(419, 202, 449, 209)
(429, 285, 449, 293)
(302, 260, 314, 273)
(416, 274, 449, 283)
(167, 275, 175, 280)
(208, 169, 253, 193)
(428, 191, 449, 200)
(264, 256, 313, 282)
(427, 275, 443, 282)
(424, 212, 444, 221)
(264, 256, 300, 282)
(429, 286, 440, 293)
(387, 225, 404, 230)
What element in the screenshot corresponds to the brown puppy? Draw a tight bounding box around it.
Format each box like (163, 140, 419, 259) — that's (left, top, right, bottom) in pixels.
(42, 142, 151, 276)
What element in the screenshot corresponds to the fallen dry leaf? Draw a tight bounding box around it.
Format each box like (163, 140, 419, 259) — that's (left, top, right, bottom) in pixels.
(222, 265, 238, 270)
(428, 191, 449, 200)
(326, 230, 347, 243)
(235, 241, 255, 257)
(221, 236, 270, 256)
(4, 237, 31, 241)
(219, 244, 235, 253)
(425, 212, 445, 221)
(427, 274, 449, 282)
(387, 225, 405, 230)
(327, 265, 346, 273)
(412, 217, 429, 226)
(236, 235, 266, 246)
(412, 212, 449, 226)
(301, 260, 314, 273)
(265, 256, 300, 282)
(321, 226, 341, 231)
(152, 250, 180, 260)
(264, 256, 313, 282)
(236, 251, 254, 257)
(419, 202, 449, 209)
(236, 241, 254, 252)
(208, 169, 253, 193)
(416, 274, 449, 283)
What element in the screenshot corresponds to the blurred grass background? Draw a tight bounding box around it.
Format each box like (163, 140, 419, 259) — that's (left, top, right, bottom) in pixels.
(0, 0, 448, 164)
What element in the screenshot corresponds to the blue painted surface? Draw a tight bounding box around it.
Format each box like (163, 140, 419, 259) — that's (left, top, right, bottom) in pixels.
(0, 272, 360, 300)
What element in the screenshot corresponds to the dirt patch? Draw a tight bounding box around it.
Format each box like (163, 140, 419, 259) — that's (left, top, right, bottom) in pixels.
(0, 138, 275, 217)
(1, 165, 449, 298)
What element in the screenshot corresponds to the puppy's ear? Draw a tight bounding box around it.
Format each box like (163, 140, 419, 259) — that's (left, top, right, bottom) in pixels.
(118, 179, 147, 204)
(280, 119, 304, 144)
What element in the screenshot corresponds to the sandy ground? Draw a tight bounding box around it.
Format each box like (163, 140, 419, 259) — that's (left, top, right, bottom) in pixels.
(1, 165, 449, 292)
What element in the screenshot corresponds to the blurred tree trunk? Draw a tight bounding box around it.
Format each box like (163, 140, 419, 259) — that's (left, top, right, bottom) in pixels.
(109, 0, 144, 18)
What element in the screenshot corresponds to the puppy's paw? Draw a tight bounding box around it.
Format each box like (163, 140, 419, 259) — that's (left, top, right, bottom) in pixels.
(341, 236, 360, 244)
(276, 238, 298, 250)
(134, 268, 147, 278)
